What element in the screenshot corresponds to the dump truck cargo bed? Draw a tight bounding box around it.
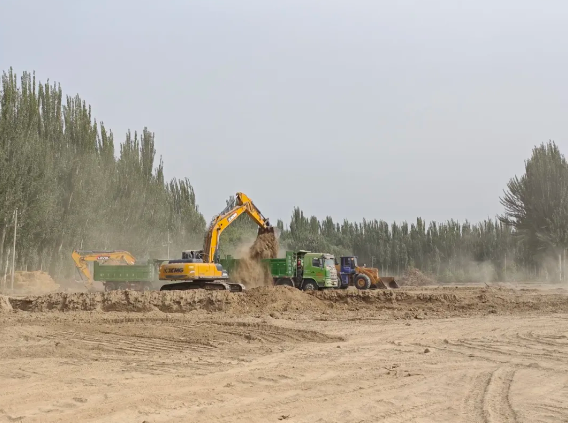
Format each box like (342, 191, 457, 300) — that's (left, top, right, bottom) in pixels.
(93, 262, 158, 291)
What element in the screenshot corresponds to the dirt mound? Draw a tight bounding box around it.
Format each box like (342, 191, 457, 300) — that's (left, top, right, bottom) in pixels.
(0, 295, 12, 313)
(399, 268, 437, 286)
(8, 286, 568, 319)
(7, 286, 325, 314)
(12, 271, 60, 294)
(241, 285, 328, 314)
(232, 231, 278, 288)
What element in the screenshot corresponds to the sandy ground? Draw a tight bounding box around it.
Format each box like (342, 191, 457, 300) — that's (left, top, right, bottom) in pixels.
(1, 285, 568, 422)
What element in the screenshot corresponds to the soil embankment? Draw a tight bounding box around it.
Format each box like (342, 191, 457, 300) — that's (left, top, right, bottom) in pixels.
(6, 285, 568, 319)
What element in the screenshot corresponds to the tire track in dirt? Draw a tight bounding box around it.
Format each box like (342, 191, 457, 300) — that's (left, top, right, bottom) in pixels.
(482, 367, 518, 423)
(213, 377, 423, 422)
(373, 401, 450, 423)
(447, 339, 568, 366)
(533, 404, 568, 421)
(37, 321, 339, 357)
(462, 371, 493, 422)
(517, 331, 568, 347)
(209, 321, 342, 343)
(40, 330, 214, 355)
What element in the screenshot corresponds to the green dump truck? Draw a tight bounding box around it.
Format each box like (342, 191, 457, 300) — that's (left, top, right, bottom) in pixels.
(93, 260, 167, 291)
(220, 250, 338, 290)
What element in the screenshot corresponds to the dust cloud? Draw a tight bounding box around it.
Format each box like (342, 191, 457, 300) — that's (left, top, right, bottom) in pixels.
(11, 271, 60, 295)
(232, 232, 279, 288)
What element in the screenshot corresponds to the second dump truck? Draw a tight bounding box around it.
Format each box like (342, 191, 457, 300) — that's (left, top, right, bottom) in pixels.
(221, 250, 339, 290)
(93, 260, 167, 291)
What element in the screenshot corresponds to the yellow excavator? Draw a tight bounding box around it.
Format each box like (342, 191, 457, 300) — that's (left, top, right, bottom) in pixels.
(72, 250, 136, 291)
(159, 192, 274, 292)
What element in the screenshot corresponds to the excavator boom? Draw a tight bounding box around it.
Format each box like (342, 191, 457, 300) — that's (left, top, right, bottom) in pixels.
(202, 192, 273, 263)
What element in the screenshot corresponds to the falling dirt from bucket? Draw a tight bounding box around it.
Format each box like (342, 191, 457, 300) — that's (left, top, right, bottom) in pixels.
(232, 232, 279, 288)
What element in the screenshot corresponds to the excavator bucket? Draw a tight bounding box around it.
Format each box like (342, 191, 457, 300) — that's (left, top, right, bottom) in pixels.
(258, 226, 275, 236)
(381, 277, 399, 289)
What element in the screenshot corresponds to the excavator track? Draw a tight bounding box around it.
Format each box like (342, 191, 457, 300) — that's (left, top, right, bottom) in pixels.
(160, 281, 245, 292)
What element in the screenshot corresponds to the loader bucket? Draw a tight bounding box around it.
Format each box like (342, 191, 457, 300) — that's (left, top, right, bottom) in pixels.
(381, 277, 399, 289)
(372, 279, 389, 289)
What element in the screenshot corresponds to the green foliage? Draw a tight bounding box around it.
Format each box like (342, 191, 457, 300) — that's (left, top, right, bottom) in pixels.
(278, 211, 523, 281)
(500, 141, 568, 254)
(0, 69, 205, 280)
(0, 68, 562, 284)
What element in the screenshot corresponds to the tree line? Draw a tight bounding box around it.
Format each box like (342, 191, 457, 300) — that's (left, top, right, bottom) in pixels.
(0, 69, 205, 283)
(1, 69, 565, 284)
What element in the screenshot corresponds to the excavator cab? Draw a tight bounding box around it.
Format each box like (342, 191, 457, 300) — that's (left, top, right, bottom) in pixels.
(181, 250, 204, 261)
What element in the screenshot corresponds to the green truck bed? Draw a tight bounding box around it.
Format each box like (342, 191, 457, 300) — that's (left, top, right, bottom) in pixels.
(220, 251, 296, 279)
(93, 262, 155, 282)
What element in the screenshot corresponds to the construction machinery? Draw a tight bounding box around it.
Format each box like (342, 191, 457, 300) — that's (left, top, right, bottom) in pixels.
(336, 256, 399, 290)
(159, 192, 274, 292)
(72, 250, 137, 291)
(221, 250, 339, 290)
(93, 260, 168, 291)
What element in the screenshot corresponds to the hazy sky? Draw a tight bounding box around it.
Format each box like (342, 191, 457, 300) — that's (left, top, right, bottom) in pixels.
(1, 0, 567, 225)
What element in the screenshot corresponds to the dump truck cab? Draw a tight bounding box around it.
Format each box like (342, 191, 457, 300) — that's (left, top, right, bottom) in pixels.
(298, 252, 338, 289)
(267, 250, 338, 290)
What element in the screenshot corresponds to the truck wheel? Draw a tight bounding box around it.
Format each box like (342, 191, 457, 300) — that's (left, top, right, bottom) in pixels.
(354, 274, 371, 290)
(302, 280, 318, 291)
(275, 278, 294, 287)
(104, 282, 115, 291)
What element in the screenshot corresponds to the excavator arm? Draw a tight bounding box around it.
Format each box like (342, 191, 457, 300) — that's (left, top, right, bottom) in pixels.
(71, 250, 136, 290)
(202, 192, 273, 263)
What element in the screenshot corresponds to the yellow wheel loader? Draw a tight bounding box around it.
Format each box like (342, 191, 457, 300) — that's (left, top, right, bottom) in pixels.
(336, 256, 399, 289)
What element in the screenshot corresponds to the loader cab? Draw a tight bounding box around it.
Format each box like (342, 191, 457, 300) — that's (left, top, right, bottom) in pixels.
(340, 256, 358, 274)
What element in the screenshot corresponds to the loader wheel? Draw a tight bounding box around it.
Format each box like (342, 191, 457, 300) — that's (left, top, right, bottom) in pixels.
(302, 280, 318, 291)
(354, 274, 371, 290)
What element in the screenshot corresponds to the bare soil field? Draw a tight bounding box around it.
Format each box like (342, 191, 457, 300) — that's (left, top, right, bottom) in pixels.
(1, 285, 568, 422)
